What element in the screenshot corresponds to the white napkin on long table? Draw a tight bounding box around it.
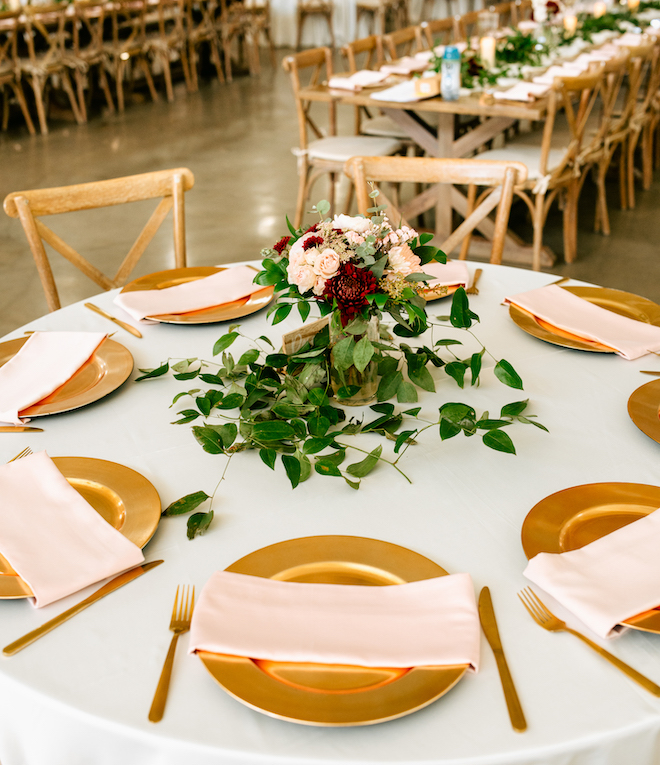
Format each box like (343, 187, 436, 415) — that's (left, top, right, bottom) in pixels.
(524, 510, 660, 638)
(0, 451, 144, 607)
(505, 284, 660, 359)
(0, 331, 107, 426)
(328, 70, 390, 90)
(189, 570, 480, 669)
(113, 265, 265, 322)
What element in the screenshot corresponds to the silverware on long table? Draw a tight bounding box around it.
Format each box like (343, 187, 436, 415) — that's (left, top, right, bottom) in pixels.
(3, 560, 164, 656)
(466, 268, 483, 296)
(84, 303, 143, 338)
(519, 587, 660, 696)
(479, 587, 527, 732)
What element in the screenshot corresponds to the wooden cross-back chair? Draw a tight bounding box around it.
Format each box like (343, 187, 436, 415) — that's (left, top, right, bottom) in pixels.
(420, 17, 455, 49)
(185, 0, 225, 91)
(72, 0, 116, 121)
(295, 0, 335, 50)
(20, 4, 84, 134)
(382, 24, 423, 60)
(621, 39, 660, 207)
(3, 168, 195, 312)
(454, 9, 481, 42)
(344, 156, 528, 264)
(282, 47, 402, 227)
(478, 69, 603, 269)
(511, 0, 532, 25)
(356, 0, 406, 38)
(488, 1, 514, 29)
(0, 10, 35, 135)
(144, 0, 192, 100)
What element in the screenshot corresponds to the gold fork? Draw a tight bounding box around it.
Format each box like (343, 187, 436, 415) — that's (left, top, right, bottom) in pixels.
(7, 447, 32, 463)
(466, 268, 483, 296)
(149, 585, 195, 722)
(519, 588, 660, 696)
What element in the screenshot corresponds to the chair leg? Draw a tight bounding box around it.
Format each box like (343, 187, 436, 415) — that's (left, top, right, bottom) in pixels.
(188, 43, 199, 92)
(31, 75, 49, 135)
(618, 141, 628, 211)
(294, 166, 310, 229)
(326, 10, 335, 48)
(594, 161, 610, 236)
(531, 192, 545, 272)
(161, 54, 174, 102)
(642, 122, 653, 190)
(139, 58, 159, 102)
(627, 132, 638, 209)
(75, 69, 87, 124)
(210, 38, 226, 84)
(60, 69, 85, 124)
(1, 89, 8, 131)
(459, 183, 476, 260)
(179, 46, 193, 92)
(296, 9, 304, 49)
(9, 81, 35, 135)
(562, 180, 579, 264)
(97, 65, 115, 113)
(116, 60, 126, 112)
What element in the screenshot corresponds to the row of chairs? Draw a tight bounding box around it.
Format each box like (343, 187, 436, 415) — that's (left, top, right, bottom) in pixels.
(0, 0, 276, 135)
(2, 159, 525, 314)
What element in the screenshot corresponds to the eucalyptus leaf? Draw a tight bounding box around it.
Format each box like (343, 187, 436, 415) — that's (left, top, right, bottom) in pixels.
(187, 510, 214, 540)
(252, 420, 296, 441)
(394, 429, 417, 453)
(282, 454, 302, 488)
(353, 336, 375, 374)
(238, 349, 260, 366)
(494, 360, 524, 390)
(346, 445, 382, 477)
(444, 361, 467, 388)
(500, 399, 529, 417)
(163, 490, 210, 517)
(376, 370, 403, 401)
(171, 409, 201, 424)
(314, 460, 342, 477)
(331, 336, 355, 372)
(483, 429, 516, 454)
(259, 448, 277, 469)
(135, 362, 169, 381)
(213, 332, 239, 356)
(192, 426, 224, 454)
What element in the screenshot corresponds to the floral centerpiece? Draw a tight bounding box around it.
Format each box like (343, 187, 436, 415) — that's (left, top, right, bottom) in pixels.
(136, 200, 546, 539)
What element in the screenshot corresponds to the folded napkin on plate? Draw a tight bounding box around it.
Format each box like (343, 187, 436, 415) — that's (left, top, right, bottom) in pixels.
(532, 65, 587, 84)
(614, 32, 648, 46)
(113, 265, 264, 322)
(380, 56, 429, 75)
(0, 331, 106, 426)
(328, 70, 389, 90)
(370, 80, 422, 103)
(505, 284, 660, 360)
(188, 570, 480, 670)
(524, 510, 660, 638)
(423, 260, 470, 288)
(493, 81, 550, 101)
(0, 451, 144, 607)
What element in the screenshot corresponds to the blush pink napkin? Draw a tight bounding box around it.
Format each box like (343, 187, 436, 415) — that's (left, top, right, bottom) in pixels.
(188, 570, 480, 669)
(423, 260, 470, 288)
(505, 284, 660, 359)
(328, 70, 390, 91)
(0, 451, 144, 607)
(493, 82, 550, 101)
(524, 510, 660, 639)
(0, 331, 107, 426)
(380, 57, 429, 75)
(113, 266, 265, 322)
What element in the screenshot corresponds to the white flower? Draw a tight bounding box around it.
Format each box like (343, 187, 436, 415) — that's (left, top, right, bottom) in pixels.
(332, 214, 372, 234)
(387, 243, 421, 277)
(313, 248, 341, 280)
(287, 262, 316, 293)
(288, 232, 323, 266)
(312, 276, 327, 296)
(345, 230, 366, 246)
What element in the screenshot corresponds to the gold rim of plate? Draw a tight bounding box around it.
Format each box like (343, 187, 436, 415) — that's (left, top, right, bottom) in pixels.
(0, 337, 133, 418)
(120, 266, 274, 324)
(521, 483, 660, 633)
(509, 286, 660, 352)
(198, 535, 469, 727)
(0, 456, 161, 599)
(628, 379, 660, 445)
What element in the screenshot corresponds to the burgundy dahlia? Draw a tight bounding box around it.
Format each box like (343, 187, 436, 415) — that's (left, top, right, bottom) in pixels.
(323, 263, 377, 325)
(273, 236, 290, 254)
(303, 235, 324, 251)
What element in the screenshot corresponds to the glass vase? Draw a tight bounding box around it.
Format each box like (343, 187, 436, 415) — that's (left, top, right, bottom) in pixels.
(328, 313, 380, 407)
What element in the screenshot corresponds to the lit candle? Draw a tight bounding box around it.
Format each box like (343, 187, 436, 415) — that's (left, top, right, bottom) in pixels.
(564, 13, 578, 34)
(593, 1, 606, 16)
(480, 35, 496, 68)
(628, 0, 640, 10)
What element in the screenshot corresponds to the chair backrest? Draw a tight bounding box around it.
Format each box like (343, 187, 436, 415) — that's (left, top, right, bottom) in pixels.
(282, 47, 335, 152)
(23, 4, 68, 66)
(454, 10, 480, 42)
(341, 34, 384, 72)
(156, 0, 187, 42)
(539, 69, 603, 178)
(0, 10, 21, 82)
(622, 39, 660, 119)
(420, 17, 455, 49)
(109, 0, 148, 48)
(591, 51, 629, 149)
(3, 168, 195, 312)
(344, 155, 528, 264)
(511, 0, 532, 25)
(488, 1, 513, 29)
(73, 0, 108, 60)
(382, 24, 423, 60)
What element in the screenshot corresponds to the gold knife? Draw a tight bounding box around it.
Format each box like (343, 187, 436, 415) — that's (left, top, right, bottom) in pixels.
(478, 586, 527, 732)
(84, 303, 143, 338)
(0, 426, 44, 433)
(3, 559, 163, 656)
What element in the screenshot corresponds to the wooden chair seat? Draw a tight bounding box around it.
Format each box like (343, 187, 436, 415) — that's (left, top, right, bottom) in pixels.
(3, 168, 195, 313)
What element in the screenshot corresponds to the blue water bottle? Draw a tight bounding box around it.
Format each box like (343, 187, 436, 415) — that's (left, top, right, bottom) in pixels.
(441, 45, 461, 101)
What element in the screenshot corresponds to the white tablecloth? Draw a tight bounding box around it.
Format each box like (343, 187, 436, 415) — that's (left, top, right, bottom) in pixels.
(2, 262, 660, 765)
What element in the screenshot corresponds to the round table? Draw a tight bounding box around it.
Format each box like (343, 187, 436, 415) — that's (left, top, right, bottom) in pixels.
(2, 262, 660, 765)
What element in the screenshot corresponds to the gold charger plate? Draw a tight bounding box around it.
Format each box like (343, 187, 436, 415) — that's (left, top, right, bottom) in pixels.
(0, 337, 133, 418)
(521, 483, 660, 633)
(509, 286, 660, 352)
(628, 379, 660, 445)
(0, 456, 161, 599)
(198, 535, 469, 726)
(422, 284, 460, 301)
(120, 266, 274, 324)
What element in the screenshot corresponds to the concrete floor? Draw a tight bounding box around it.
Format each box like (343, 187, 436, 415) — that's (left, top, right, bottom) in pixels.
(0, 53, 659, 337)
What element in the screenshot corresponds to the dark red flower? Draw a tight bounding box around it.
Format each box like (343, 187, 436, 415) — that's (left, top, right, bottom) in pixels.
(304, 223, 319, 234)
(546, 1, 560, 13)
(323, 263, 377, 325)
(273, 236, 290, 254)
(303, 235, 324, 251)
